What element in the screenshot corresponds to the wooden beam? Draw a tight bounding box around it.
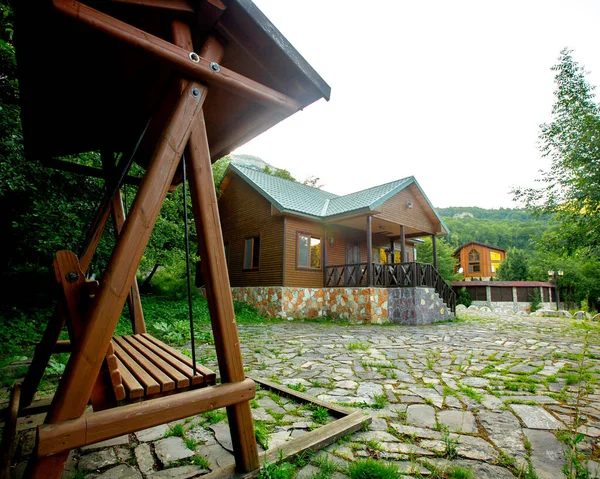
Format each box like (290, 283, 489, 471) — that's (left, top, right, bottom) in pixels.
(37, 379, 256, 457)
(107, 0, 194, 13)
(201, 411, 371, 479)
(400, 225, 406, 263)
(366, 216, 372, 287)
(44, 159, 142, 186)
(432, 234, 438, 270)
(19, 312, 65, 410)
(248, 376, 352, 418)
(53, 0, 301, 114)
(111, 189, 146, 334)
(0, 383, 21, 478)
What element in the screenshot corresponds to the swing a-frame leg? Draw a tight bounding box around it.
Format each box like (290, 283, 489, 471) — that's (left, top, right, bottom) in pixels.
(27, 80, 208, 478)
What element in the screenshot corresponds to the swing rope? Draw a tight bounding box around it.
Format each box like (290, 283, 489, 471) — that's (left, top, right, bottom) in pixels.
(182, 155, 197, 376)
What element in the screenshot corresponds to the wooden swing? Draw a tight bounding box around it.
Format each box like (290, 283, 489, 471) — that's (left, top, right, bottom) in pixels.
(7, 0, 330, 477)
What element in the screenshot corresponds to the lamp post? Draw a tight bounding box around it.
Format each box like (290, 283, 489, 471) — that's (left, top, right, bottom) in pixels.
(548, 270, 564, 310)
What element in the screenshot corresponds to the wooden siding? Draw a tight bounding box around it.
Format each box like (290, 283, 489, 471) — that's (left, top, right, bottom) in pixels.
(218, 175, 283, 287)
(455, 243, 506, 279)
(284, 216, 325, 288)
(377, 184, 439, 234)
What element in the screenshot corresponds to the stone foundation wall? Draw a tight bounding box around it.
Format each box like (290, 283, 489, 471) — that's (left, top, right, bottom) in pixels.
(222, 286, 454, 325)
(388, 287, 454, 325)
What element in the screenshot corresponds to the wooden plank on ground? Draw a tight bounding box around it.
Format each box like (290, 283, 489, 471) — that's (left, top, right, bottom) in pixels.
(201, 411, 370, 479)
(247, 376, 353, 418)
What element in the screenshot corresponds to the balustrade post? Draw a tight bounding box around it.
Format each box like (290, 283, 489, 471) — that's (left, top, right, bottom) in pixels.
(366, 216, 372, 287)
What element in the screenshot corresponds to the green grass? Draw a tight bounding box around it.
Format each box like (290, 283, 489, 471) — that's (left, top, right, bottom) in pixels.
(372, 393, 387, 410)
(256, 460, 296, 479)
(287, 383, 307, 393)
(347, 342, 370, 351)
(447, 466, 475, 479)
(312, 406, 329, 425)
(458, 385, 483, 402)
(165, 424, 184, 437)
(347, 458, 399, 479)
(202, 409, 227, 424)
(192, 455, 210, 468)
(254, 421, 271, 450)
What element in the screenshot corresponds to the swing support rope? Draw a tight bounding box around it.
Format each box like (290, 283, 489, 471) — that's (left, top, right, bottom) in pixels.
(182, 155, 197, 376)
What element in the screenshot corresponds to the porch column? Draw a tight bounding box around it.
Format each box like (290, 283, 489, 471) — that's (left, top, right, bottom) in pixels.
(390, 238, 395, 263)
(400, 225, 406, 263)
(322, 229, 328, 287)
(432, 234, 438, 270)
(366, 216, 372, 286)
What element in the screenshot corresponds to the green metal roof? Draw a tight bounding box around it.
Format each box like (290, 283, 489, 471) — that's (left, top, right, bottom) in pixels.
(226, 163, 448, 232)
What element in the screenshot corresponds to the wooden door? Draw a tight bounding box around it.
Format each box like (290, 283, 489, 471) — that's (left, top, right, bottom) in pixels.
(346, 243, 361, 285)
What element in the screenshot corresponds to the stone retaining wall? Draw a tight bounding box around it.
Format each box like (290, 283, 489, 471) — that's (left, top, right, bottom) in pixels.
(221, 286, 454, 324)
(470, 300, 557, 313)
(388, 287, 454, 325)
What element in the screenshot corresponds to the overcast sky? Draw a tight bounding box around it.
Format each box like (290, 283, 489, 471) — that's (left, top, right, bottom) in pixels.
(233, 0, 600, 209)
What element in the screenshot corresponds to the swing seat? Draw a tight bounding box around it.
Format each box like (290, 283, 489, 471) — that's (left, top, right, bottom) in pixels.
(109, 334, 216, 401)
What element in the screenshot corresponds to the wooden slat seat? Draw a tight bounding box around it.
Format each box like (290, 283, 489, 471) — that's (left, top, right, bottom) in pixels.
(111, 334, 216, 400)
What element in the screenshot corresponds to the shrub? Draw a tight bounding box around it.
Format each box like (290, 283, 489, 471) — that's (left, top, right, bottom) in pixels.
(456, 287, 472, 307)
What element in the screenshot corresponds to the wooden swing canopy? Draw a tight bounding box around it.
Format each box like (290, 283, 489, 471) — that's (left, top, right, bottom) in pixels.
(16, 0, 330, 170)
(7, 1, 334, 478)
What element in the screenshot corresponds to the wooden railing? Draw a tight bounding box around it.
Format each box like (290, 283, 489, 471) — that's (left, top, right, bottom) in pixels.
(325, 262, 456, 313)
(324, 263, 369, 287)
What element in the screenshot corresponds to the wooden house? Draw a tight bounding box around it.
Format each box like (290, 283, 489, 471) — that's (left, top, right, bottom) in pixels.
(215, 164, 456, 323)
(453, 242, 506, 281)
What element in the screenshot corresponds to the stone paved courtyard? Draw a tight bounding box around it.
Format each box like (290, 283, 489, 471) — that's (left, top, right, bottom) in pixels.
(8, 309, 600, 478)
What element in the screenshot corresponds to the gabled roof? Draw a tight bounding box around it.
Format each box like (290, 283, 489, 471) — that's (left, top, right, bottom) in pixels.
(453, 241, 506, 256)
(223, 164, 449, 232)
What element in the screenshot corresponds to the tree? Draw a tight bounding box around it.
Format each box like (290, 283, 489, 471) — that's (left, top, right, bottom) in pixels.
(415, 237, 461, 282)
(302, 176, 324, 189)
(263, 165, 296, 182)
(496, 248, 529, 281)
(513, 48, 600, 255)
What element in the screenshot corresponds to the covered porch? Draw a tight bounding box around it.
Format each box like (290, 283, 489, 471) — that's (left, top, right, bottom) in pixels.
(321, 210, 456, 314)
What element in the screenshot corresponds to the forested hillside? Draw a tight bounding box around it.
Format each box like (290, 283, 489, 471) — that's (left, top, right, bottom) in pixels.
(437, 207, 551, 252)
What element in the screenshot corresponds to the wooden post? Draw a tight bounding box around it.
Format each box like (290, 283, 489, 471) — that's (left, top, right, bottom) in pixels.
(172, 22, 259, 472)
(366, 216, 372, 287)
(186, 113, 260, 471)
(390, 237, 395, 264)
(111, 189, 146, 333)
(400, 225, 406, 263)
(28, 82, 206, 479)
(322, 229, 328, 287)
(432, 234, 438, 270)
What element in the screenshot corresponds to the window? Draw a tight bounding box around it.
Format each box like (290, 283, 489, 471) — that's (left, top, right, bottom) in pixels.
(298, 233, 321, 269)
(243, 236, 260, 270)
(490, 251, 502, 273)
(468, 249, 480, 273)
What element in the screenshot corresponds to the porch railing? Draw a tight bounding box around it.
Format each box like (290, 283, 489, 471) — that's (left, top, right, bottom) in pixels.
(325, 262, 456, 313)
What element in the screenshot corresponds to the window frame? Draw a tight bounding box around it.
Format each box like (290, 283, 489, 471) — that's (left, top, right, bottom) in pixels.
(242, 235, 260, 271)
(296, 231, 322, 270)
(467, 248, 481, 273)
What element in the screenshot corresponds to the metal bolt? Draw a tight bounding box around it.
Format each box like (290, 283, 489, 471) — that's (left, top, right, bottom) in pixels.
(191, 88, 201, 99)
(210, 62, 221, 73)
(189, 52, 200, 63)
(66, 272, 79, 283)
